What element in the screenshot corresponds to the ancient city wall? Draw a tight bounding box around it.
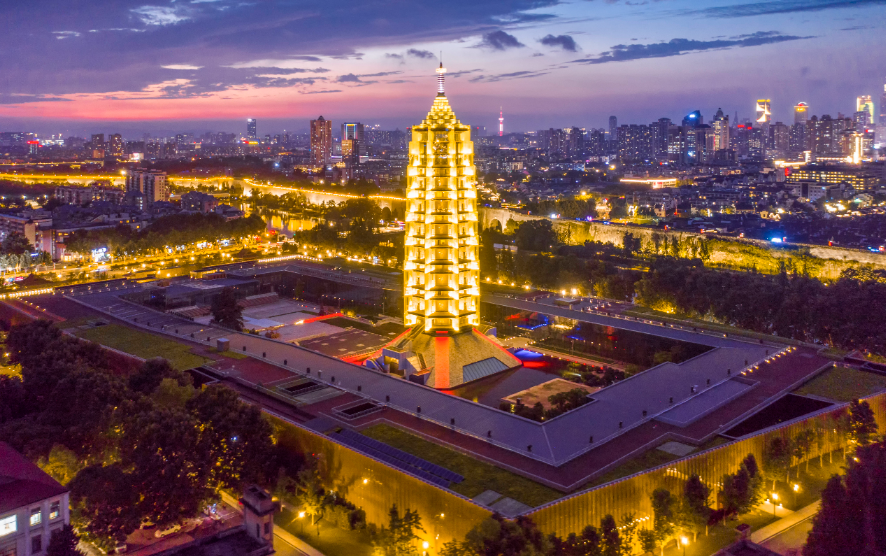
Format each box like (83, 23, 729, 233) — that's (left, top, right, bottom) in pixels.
(479, 208, 886, 280)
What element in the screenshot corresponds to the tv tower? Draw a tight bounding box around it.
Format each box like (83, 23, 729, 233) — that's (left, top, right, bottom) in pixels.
(499, 107, 503, 136)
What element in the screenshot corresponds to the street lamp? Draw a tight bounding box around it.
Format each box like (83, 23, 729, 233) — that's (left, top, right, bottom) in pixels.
(681, 536, 688, 556)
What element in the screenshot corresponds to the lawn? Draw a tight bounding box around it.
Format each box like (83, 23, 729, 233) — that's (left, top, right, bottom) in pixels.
(74, 324, 212, 370)
(276, 506, 374, 556)
(793, 365, 886, 402)
(581, 446, 683, 490)
(361, 424, 563, 507)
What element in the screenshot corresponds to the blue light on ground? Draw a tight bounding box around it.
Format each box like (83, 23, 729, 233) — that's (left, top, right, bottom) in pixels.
(514, 349, 544, 360)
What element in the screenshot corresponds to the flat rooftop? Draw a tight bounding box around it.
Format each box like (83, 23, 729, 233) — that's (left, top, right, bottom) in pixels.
(64, 279, 821, 475)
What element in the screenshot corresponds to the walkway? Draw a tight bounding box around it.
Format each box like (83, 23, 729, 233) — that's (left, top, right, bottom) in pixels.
(753, 500, 820, 554)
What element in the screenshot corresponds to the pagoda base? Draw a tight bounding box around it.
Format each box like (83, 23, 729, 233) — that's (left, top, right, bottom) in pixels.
(380, 326, 521, 389)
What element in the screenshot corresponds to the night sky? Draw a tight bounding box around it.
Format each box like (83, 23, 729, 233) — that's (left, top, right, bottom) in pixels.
(1, 0, 884, 136)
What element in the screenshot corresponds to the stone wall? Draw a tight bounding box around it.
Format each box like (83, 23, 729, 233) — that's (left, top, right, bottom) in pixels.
(478, 208, 886, 280)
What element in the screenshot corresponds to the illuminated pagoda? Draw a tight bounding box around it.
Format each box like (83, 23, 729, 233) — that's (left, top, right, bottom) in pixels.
(378, 64, 520, 389)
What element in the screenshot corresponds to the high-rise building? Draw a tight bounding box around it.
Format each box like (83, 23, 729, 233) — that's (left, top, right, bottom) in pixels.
(310, 116, 332, 166)
(682, 110, 702, 127)
(879, 79, 886, 144)
(770, 122, 790, 158)
(341, 122, 364, 163)
(246, 118, 257, 140)
(649, 118, 671, 160)
(807, 115, 853, 156)
(498, 108, 504, 137)
(617, 124, 651, 161)
(90, 133, 105, 159)
(857, 95, 874, 121)
(125, 169, 168, 207)
(608, 116, 618, 142)
(794, 103, 809, 125)
(108, 133, 123, 157)
(711, 109, 730, 152)
(392, 63, 518, 389)
(756, 99, 772, 124)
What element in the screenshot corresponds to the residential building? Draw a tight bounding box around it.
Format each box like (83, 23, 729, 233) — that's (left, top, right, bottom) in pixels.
(310, 116, 332, 166)
(55, 184, 125, 206)
(181, 190, 220, 213)
(341, 122, 365, 163)
(125, 169, 169, 207)
(0, 442, 70, 556)
(608, 116, 617, 143)
(787, 164, 880, 190)
(711, 110, 730, 152)
(0, 209, 53, 252)
(108, 133, 123, 157)
(90, 133, 104, 159)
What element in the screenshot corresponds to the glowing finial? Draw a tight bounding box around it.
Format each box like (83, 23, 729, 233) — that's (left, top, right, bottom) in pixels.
(436, 62, 446, 96)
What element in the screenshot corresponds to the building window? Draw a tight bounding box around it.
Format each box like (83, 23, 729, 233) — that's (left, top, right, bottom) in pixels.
(49, 503, 59, 521)
(0, 544, 16, 556)
(30, 509, 41, 527)
(31, 535, 42, 554)
(0, 516, 15, 537)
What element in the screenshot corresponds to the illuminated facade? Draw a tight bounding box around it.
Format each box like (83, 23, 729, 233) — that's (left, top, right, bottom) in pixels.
(386, 65, 518, 389)
(794, 102, 808, 125)
(310, 116, 332, 166)
(857, 95, 874, 120)
(247, 118, 257, 140)
(404, 64, 479, 333)
(756, 99, 771, 124)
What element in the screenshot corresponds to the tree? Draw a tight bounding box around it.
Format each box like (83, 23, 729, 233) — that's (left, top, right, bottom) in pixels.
(373, 505, 425, 556)
(187, 384, 276, 489)
(793, 429, 815, 473)
(600, 515, 619, 556)
(804, 439, 886, 556)
(741, 454, 764, 511)
(650, 489, 675, 556)
(38, 444, 83, 486)
(211, 287, 243, 331)
(118, 405, 213, 527)
(763, 436, 793, 489)
(2, 231, 32, 255)
(680, 474, 711, 540)
(618, 513, 637, 556)
(848, 399, 878, 448)
(515, 220, 558, 252)
(128, 358, 189, 395)
(46, 524, 84, 556)
(69, 464, 142, 546)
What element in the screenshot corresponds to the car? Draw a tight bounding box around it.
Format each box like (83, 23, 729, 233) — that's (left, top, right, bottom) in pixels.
(114, 542, 128, 554)
(155, 524, 182, 538)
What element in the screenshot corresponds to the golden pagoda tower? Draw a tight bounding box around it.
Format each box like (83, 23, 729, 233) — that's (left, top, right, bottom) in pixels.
(403, 63, 480, 333)
(380, 64, 519, 389)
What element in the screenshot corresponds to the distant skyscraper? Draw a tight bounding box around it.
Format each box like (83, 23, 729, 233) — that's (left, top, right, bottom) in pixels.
(880, 78, 886, 144)
(108, 133, 123, 157)
(756, 99, 772, 124)
(609, 116, 617, 142)
(310, 116, 332, 166)
(90, 133, 105, 159)
(499, 108, 504, 137)
(682, 110, 702, 127)
(246, 118, 257, 140)
(794, 103, 809, 125)
(341, 122, 364, 163)
(711, 110, 730, 152)
(857, 95, 874, 120)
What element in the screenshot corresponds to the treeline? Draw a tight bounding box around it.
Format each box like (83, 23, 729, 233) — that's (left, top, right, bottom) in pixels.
(525, 198, 596, 220)
(483, 223, 886, 352)
(635, 258, 886, 353)
(0, 320, 277, 550)
(440, 401, 879, 556)
(63, 212, 266, 257)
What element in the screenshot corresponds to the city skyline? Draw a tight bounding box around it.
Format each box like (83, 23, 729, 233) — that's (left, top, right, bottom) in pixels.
(1, 0, 885, 135)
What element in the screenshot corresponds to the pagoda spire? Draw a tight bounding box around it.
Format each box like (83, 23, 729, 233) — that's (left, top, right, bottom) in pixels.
(436, 61, 446, 96)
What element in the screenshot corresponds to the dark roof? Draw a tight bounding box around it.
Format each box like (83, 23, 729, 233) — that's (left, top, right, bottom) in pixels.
(0, 442, 68, 514)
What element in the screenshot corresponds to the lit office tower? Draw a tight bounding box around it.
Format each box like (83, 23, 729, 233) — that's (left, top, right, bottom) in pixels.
(341, 122, 364, 163)
(90, 133, 105, 159)
(609, 116, 618, 142)
(310, 116, 332, 166)
(711, 108, 730, 151)
(498, 108, 504, 136)
(756, 99, 772, 124)
(246, 118, 257, 140)
(857, 95, 874, 120)
(794, 103, 809, 125)
(390, 63, 518, 389)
